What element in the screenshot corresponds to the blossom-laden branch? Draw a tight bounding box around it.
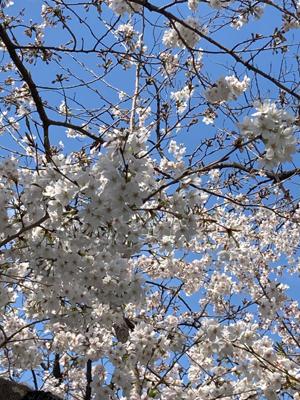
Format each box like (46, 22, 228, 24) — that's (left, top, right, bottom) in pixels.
(130, 0, 300, 101)
(0, 23, 104, 161)
(0, 0, 300, 399)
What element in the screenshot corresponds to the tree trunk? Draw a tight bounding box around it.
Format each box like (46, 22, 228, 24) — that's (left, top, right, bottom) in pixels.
(0, 378, 62, 400)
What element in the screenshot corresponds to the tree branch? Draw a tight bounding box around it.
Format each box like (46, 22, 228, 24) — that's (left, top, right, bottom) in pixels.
(131, 0, 300, 101)
(0, 23, 51, 159)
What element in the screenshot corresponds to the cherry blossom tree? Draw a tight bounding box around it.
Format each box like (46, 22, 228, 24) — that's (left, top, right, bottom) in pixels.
(0, 0, 300, 399)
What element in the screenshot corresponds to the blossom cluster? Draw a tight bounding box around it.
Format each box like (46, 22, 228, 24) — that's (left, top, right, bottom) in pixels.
(163, 17, 203, 49)
(115, 23, 138, 51)
(239, 100, 297, 167)
(205, 75, 250, 104)
(170, 85, 194, 113)
(209, 0, 231, 9)
(230, 6, 264, 29)
(283, 14, 300, 31)
(188, 0, 199, 11)
(107, 0, 141, 15)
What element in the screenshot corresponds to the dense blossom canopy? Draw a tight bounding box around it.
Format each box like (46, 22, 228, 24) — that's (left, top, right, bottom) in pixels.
(0, 0, 300, 400)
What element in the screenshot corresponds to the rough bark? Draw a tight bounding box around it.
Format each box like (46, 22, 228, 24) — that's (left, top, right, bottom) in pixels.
(0, 378, 62, 400)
